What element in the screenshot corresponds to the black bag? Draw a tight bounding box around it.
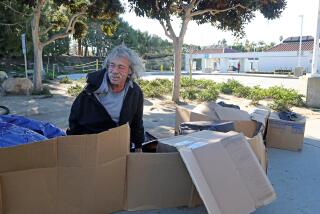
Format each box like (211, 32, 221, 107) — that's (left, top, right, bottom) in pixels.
(179, 121, 235, 135)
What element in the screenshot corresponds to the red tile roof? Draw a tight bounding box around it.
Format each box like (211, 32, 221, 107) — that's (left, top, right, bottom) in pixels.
(266, 41, 314, 52)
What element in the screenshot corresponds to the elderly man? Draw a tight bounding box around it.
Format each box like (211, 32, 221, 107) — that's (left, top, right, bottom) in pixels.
(67, 45, 145, 151)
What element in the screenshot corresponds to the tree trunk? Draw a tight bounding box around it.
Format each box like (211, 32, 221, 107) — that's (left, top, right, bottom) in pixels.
(78, 39, 82, 56)
(84, 45, 88, 56)
(172, 38, 183, 102)
(31, 6, 43, 92)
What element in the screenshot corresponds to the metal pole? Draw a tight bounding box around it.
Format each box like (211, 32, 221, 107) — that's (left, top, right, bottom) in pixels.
(298, 15, 303, 67)
(311, 0, 320, 76)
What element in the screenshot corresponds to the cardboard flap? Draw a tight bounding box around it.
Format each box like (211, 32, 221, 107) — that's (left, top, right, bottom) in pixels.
(56, 124, 129, 214)
(174, 131, 275, 213)
(179, 139, 256, 214)
(126, 153, 194, 210)
(0, 138, 57, 173)
(221, 134, 276, 207)
(193, 102, 251, 121)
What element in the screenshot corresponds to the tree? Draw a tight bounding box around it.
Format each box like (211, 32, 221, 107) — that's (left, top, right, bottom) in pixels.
(128, 0, 287, 102)
(1, 0, 123, 91)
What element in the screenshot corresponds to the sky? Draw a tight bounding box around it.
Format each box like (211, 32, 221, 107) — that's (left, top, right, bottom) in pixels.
(120, 0, 319, 46)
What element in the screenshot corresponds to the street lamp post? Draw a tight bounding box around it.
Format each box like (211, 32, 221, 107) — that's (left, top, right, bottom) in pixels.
(298, 15, 303, 67)
(311, 0, 320, 76)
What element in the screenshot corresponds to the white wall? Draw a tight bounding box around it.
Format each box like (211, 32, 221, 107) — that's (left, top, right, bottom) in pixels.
(185, 50, 319, 73)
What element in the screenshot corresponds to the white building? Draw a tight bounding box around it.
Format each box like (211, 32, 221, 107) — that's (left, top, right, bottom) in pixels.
(185, 36, 319, 73)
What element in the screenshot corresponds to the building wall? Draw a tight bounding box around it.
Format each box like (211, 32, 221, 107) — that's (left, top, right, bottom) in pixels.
(185, 51, 318, 73)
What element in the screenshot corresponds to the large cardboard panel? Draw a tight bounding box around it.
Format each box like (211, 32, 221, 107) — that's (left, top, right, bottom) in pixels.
(0, 138, 57, 173)
(179, 140, 255, 214)
(266, 112, 306, 151)
(57, 125, 129, 214)
(220, 134, 275, 207)
(0, 168, 57, 214)
(126, 153, 194, 210)
(0, 124, 130, 214)
(159, 131, 275, 213)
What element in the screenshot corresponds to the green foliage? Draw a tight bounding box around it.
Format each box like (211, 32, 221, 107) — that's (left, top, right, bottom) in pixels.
(249, 86, 267, 105)
(219, 79, 243, 94)
(137, 78, 172, 98)
(266, 86, 305, 111)
(233, 85, 251, 98)
(67, 84, 84, 96)
(128, 0, 286, 37)
(198, 85, 219, 102)
(59, 76, 72, 84)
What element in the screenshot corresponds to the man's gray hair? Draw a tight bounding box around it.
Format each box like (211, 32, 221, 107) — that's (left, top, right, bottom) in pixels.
(103, 45, 145, 79)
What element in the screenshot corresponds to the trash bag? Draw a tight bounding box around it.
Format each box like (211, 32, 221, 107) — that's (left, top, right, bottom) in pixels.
(0, 114, 65, 138)
(278, 111, 299, 121)
(217, 101, 240, 109)
(179, 121, 235, 135)
(0, 122, 48, 148)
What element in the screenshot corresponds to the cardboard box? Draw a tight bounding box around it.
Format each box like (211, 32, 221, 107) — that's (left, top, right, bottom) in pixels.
(159, 130, 276, 214)
(175, 106, 268, 172)
(0, 125, 129, 214)
(266, 112, 306, 151)
(0, 125, 201, 214)
(0, 124, 275, 214)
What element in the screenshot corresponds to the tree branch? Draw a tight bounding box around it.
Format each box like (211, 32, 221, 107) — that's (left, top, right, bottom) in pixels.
(164, 16, 176, 38)
(40, 24, 58, 36)
(0, 2, 32, 16)
(0, 22, 23, 27)
(190, 3, 249, 17)
(41, 12, 85, 48)
(159, 20, 173, 40)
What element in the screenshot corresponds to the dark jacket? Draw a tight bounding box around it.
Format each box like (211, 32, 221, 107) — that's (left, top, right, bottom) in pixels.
(66, 68, 144, 148)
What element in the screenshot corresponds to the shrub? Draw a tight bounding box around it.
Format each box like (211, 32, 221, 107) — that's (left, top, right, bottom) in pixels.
(249, 86, 267, 105)
(181, 86, 201, 100)
(137, 79, 172, 98)
(219, 79, 243, 94)
(67, 84, 83, 96)
(233, 86, 251, 98)
(59, 76, 72, 84)
(198, 85, 219, 101)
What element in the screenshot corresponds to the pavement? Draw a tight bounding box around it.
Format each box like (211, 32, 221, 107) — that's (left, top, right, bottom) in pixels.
(1, 76, 320, 214)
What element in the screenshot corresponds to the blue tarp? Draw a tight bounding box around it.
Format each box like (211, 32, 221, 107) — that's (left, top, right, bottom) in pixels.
(0, 115, 66, 148)
(0, 122, 47, 148)
(0, 114, 65, 138)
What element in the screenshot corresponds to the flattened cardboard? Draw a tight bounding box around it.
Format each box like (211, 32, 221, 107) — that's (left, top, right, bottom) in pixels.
(126, 153, 194, 210)
(266, 112, 306, 151)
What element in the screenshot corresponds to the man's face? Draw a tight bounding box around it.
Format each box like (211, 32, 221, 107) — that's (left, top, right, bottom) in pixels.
(107, 57, 131, 87)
